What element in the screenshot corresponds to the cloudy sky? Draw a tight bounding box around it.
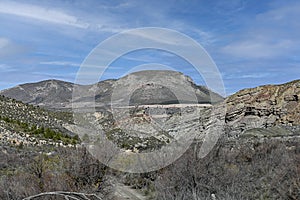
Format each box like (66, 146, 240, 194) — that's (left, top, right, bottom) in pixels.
(0, 0, 299, 95)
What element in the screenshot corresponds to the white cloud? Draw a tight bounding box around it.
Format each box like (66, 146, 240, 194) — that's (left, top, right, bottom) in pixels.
(222, 39, 294, 58)
(0, 1, 89, 29)
(0, 64, 15, 72)
(220, 2, 300, 59)
(0, 38, 10, 48)
(40, 61, 80, 67)
(40, 60, 123, 71)
(94, 24, 129, 33)
(0, 37, 28, 58)
(164, 20, 216, 46)
(224, 72, 272, 80)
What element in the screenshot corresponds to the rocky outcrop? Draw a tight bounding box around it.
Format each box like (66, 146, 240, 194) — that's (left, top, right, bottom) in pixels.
(225, 80, 300, 136)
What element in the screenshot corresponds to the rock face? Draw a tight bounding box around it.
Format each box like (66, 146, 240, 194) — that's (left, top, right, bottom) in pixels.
(113, 70, 223, 105)
(0, 70, 223, 110)
(225, 80, 300, 136)
(112, 70, 223, 105)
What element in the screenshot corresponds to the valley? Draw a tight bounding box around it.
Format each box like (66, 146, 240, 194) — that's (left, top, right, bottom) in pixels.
(0, 71, 299, 199)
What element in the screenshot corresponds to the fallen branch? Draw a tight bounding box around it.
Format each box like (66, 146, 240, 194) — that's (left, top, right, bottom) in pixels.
(23, 191, 102, 200)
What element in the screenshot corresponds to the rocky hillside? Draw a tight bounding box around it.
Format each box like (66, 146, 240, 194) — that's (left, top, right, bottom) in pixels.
(225, 80, 300, 136)
(0, 95, 78, 146)
(112, 70, 223, 105)
(0, 79, 75, 109)
(0, 76, 299, 199)
(0, 70, 223, 110)
(0, 79, 115, 110)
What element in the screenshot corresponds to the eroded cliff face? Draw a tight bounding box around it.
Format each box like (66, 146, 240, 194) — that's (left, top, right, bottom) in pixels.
(225, 80, 300, 136)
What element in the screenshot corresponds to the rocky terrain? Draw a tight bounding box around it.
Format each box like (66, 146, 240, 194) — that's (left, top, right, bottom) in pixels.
(0, 70, 223, 110)
(0, 73, 299, 199)
(226, 79, 300, 137)
(0, 79, 115, 110)
(0, 79, 76, 109)
(110, 70, 223, 106)
(0, 95, 78, 147)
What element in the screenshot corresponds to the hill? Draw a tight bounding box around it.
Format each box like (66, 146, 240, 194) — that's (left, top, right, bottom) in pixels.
(0, 70, 223, 110)
(0, 73, 299, 199)
(0, 95, 78, 147)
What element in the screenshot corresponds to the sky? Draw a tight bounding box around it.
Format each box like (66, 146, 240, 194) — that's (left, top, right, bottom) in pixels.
(0, 0, 300, 95)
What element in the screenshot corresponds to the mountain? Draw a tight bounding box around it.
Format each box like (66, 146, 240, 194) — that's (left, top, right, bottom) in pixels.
(0, 70, 223, 110)
(0, 79, 115, 110)
(0, 79, 76, 109)
(1, 75, 300, 199)
(1, 73, 298, 135)
(114, 70, 223, 105)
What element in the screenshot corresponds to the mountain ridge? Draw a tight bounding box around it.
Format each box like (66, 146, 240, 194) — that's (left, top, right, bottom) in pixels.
(0, 70, 224, 110)
(0, 74, 299, 199)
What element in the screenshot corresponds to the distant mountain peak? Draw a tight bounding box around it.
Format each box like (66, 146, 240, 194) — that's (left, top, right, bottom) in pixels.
(0, 70, 224, 110)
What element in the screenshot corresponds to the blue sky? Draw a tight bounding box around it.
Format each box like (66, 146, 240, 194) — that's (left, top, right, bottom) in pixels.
(0, 0, 299, 95)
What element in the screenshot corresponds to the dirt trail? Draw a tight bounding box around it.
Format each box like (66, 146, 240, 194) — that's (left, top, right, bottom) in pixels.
(113, 184, 147, 200)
